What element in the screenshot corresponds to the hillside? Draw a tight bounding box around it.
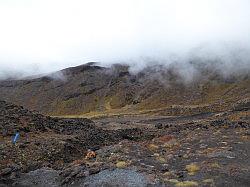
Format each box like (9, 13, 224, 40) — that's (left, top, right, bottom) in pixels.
(0, 65, 249, 186)
(0, 63, 249, 117)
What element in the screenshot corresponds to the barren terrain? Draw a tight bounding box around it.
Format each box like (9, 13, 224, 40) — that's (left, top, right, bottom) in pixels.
(0, 99, 249, 186)
(0, 64, 249, 186)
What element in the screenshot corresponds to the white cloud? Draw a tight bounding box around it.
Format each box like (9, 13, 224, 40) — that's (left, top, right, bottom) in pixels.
(0, 0, 250, 76)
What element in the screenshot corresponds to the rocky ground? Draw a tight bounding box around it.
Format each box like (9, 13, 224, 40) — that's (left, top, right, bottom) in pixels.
(0, 100, 249, 186)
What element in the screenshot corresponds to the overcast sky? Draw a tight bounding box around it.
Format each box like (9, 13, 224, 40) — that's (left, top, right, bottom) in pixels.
(0, 0, 250, 77)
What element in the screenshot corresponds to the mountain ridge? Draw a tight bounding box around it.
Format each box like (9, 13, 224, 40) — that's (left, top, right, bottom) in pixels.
(0, 63, 249, 117)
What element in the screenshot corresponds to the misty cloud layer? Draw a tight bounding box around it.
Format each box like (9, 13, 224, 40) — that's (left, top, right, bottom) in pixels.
(0, 0, 250, 79)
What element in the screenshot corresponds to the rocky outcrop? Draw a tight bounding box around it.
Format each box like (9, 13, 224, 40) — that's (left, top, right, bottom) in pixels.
(0, 101, 124, 185)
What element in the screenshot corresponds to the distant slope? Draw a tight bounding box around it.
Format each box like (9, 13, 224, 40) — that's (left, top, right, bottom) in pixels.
(0, 63, 249, 116)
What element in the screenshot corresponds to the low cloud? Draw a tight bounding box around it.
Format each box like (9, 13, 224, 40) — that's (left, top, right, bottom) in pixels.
(0, 0, 249, 80)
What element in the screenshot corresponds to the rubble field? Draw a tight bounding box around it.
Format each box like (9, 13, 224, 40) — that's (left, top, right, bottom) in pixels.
(0, 100, 249, 186)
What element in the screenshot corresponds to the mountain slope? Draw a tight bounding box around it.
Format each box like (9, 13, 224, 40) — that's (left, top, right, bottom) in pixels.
(0, 63, 249, 117)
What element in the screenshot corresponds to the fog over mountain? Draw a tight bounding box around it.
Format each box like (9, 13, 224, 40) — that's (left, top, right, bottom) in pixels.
(0, 0, 250, 79)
